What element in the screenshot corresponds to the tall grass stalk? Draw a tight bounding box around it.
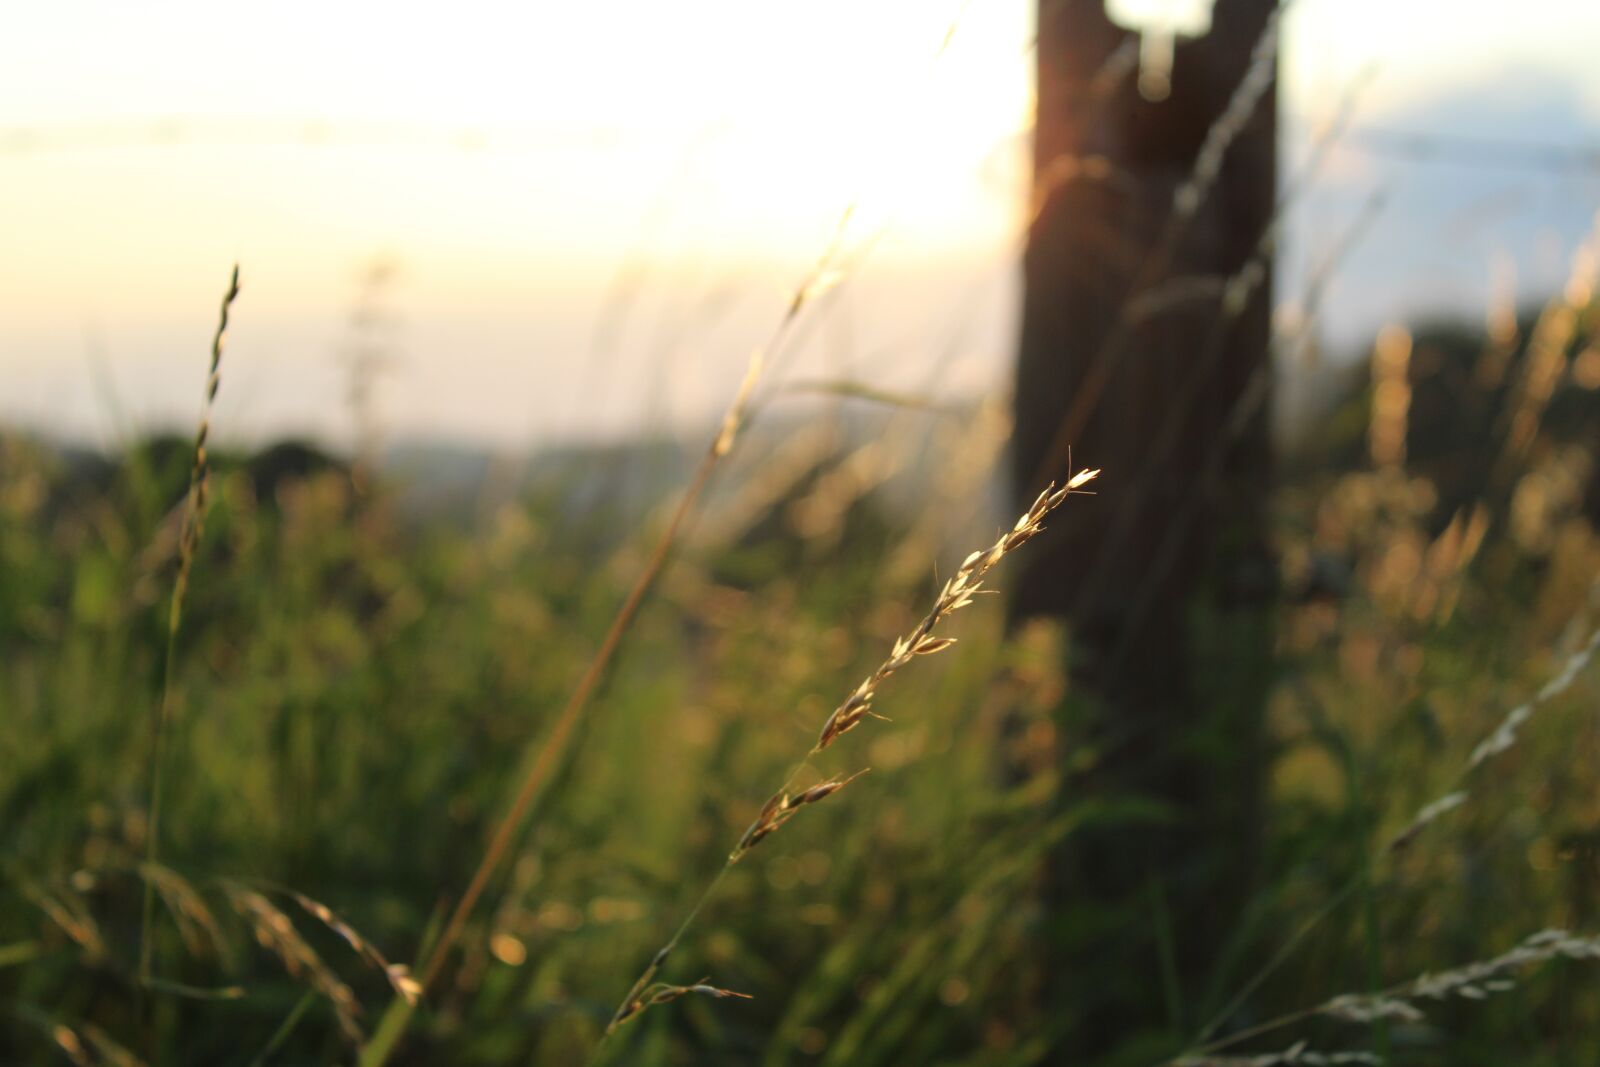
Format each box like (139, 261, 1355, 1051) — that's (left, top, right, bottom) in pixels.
(596, 468, 1099, 1051)
(138, 264, 240, 987)
(1176, 597, 1600, 1063)
(1169, 929, 1600, 1065)
(355, 216, 857, 1067)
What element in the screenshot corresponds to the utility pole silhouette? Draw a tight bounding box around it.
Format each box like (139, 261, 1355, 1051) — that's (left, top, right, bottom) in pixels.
(1012, 0, 1278, 1055)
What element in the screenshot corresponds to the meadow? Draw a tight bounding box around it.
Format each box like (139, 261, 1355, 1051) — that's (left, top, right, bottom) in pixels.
(2, 234, 1600, 1067)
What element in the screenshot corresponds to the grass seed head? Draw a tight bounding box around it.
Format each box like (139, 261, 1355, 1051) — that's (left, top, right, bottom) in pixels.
(612, 978, 753, 1031)
(223, 884, 365, 1044)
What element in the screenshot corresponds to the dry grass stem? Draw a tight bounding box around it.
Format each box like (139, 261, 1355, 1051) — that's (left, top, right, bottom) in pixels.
(1180, 929, 1600, 1064)
(1472, 620, 1600, 766)
(282, 889, 422, 1006)
(51, 1022, 92, 1067)
(9, 1005, 147, 1067)
(167, 265, 239, 636)
(139, 264, 240, 986)
(403, 209, 859, 1023)
(731, 769, 869, 862)
(138, 864, 230, 965)
(1198, 581, 1600, 1057)
(1389, 618, 1600, 852)
(815, 468, 1098, 751)
(1322, 929, 1600, 1023)
(1177, 1043, 1379, 1066)
(1500, 208, 1599, 463)
(21, 881, 105, 961)
(222, 884, 365, 1044)
(81, 1024, 149, 1067)
(609, 978, 754, 1030)
(601, 467, 1099, 1041)
(1172, 9, 1280, 221)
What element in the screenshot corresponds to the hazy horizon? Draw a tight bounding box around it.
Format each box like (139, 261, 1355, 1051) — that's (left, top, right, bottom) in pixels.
(4, 0, 1599, 451)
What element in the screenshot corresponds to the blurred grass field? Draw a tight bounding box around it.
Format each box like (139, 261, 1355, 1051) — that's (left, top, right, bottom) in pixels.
(3, 276, 1600, 1064)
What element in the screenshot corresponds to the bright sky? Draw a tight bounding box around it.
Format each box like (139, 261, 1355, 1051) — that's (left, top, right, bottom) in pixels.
(3, 0, 1599, 448)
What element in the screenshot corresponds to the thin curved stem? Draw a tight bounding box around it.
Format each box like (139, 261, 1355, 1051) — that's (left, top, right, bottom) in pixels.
(139, 264, 239, 988)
